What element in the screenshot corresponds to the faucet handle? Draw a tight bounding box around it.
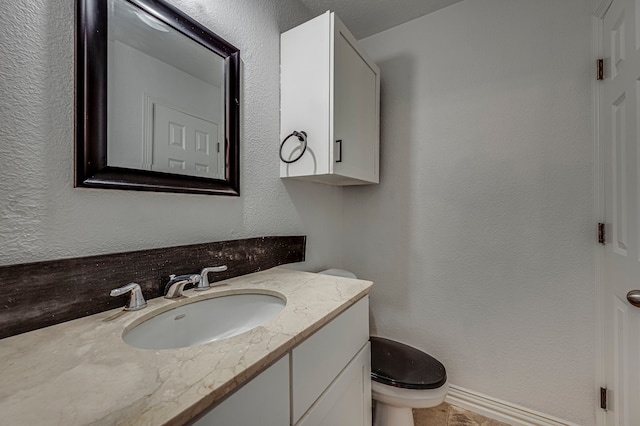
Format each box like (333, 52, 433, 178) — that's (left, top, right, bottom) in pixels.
(195, 265, 228, 291)
(110, 282, 147, 311)
(164, 274, 200, 299)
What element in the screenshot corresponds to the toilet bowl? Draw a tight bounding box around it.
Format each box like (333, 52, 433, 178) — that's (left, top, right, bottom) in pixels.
(371, 337, 448, 426)
(318, 269, 448, 426)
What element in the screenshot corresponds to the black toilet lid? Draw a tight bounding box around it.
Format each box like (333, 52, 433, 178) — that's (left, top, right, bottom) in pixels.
(370, 336, 447, 390)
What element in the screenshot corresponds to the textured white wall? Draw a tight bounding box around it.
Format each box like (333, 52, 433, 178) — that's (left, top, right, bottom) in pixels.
(0, 0, 343, 270)
(349, 0, 596, 424)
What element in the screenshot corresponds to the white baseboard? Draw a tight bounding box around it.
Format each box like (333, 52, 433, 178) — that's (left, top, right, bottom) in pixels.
(445, 384, 581, 426)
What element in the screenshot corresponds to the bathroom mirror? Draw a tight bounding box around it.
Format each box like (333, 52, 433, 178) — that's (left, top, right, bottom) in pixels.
(76, 0, 240, 195)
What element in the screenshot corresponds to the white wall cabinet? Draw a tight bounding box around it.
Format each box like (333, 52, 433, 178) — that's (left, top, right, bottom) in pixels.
(193, 296, 370, 426)
(280, 12, 380, 186)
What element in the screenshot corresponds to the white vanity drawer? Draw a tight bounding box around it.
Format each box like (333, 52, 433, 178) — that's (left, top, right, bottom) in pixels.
(291, 296, 369, 423)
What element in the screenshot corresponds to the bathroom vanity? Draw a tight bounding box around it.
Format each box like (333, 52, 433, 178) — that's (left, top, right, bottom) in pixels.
(196, 296, 370, 426)
(0, 268, 372, 425)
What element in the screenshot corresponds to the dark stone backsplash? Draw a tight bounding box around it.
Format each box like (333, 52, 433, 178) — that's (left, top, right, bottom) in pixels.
(0, 236, 305, 339)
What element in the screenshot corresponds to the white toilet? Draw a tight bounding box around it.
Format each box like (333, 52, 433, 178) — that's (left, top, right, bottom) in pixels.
(370, 336, 448, 426)
(318, 269, 449, 426)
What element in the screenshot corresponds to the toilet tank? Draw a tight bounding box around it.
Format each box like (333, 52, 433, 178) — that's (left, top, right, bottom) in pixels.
(318, 269, 357, 279)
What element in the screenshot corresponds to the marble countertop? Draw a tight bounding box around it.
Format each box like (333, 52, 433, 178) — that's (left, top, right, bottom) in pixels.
(0, 267, 372, 425)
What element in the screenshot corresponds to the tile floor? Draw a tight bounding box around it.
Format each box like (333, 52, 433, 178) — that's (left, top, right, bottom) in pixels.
(413, 403, 511, 426)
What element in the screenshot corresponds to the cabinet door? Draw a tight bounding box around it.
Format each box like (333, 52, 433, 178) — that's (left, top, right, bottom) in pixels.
(332, 17, 380, 184)
(296, 342, 372, 426)
(280, 12, 332, 178)
(192, 355, 289, 426)
(291, 297, 370, 423)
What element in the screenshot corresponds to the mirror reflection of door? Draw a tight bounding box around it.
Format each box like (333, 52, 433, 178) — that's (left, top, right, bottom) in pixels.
(106, 0, 226, 179)
(151, 103, 222, 179)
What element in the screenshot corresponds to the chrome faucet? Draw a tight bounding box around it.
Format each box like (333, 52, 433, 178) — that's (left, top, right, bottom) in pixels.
(164, 274, 201, 299)
(110, 282, 147, 311)
(195, 265, 228, 291)
(163, 265, 227, 298)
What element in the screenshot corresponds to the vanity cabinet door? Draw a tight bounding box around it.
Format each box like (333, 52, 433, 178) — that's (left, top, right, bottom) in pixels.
(280, 11, 380, 186)
(296, 342, 372, 426)
(192, 354, 289, 426)
(291, 296, 370, 424)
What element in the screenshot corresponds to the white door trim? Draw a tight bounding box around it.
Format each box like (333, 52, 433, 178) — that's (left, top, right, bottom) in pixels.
(592, 3, 606, 425)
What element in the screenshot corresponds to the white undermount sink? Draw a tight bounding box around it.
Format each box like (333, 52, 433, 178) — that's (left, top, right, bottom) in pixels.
(123, 292, 286, 350)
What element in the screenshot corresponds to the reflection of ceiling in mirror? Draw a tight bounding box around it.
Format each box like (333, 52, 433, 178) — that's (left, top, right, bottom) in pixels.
(108, 0, 224, 87)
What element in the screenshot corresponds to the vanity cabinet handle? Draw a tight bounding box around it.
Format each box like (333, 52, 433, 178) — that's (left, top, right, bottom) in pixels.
(335, 139, 342, 163)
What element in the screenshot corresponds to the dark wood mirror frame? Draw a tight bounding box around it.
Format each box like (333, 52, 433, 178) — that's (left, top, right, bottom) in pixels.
(76, 0, 240, 195)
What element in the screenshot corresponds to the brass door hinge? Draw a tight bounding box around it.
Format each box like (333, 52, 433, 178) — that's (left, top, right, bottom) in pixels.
(598, 223, 606, 245)
(597, 59, 604, 81)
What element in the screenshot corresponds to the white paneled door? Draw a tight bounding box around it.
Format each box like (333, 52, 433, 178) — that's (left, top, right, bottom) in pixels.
(152, 103, 222, 179)
(601, 0, 640, 424)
